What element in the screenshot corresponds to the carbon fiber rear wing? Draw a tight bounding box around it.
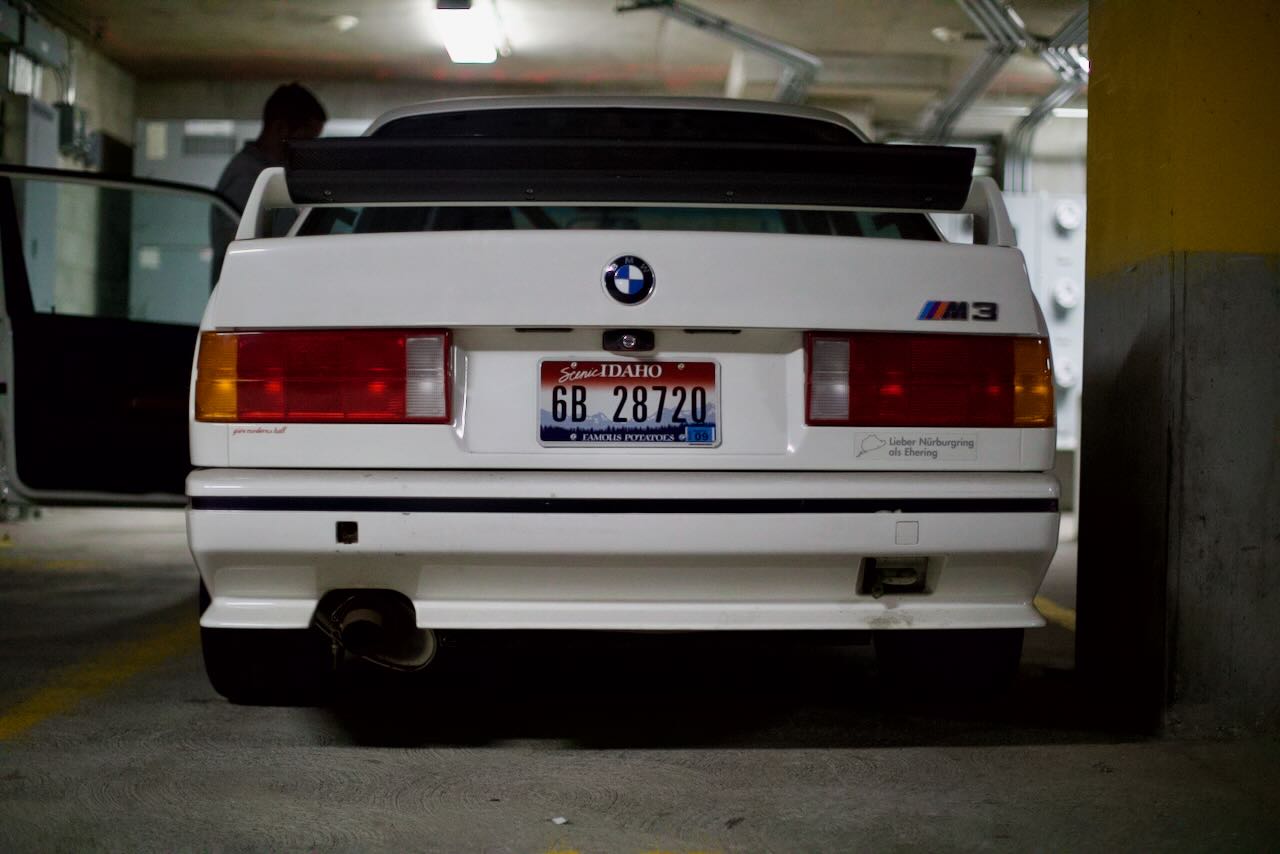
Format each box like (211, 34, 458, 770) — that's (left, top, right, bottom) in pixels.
(236, 141, 1014, 247)
(282, 137, 975, 211)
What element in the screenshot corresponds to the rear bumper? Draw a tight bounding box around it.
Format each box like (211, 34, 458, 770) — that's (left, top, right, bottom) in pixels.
(187, 469, 1059, 631)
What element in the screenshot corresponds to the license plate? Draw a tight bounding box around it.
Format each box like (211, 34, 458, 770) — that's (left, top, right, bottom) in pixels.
(539, 360, 720, 446)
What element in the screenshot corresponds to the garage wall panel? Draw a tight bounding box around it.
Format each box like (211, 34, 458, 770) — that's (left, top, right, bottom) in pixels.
(1082, 0, 1280, 732)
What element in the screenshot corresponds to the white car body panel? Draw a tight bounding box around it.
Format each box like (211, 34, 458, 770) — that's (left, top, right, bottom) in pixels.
(194, 232, 1051, 472)
(186, 96, 1059, 635)
(211, 230, 1034, 332)
(189, 469, 1056, 631)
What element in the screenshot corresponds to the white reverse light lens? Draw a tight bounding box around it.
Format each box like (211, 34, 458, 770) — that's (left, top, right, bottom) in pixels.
(808, 336, 851, 421)
(438, 5, 499, 64)
(406, 335, 448, 419)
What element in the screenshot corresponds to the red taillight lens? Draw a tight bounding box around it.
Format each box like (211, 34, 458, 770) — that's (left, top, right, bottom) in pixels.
(805, 332, 1053, 428)
(195, 329, 451, 423)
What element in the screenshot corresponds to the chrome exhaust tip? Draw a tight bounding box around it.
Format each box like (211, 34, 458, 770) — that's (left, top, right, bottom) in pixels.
(316, 590, 437, 672)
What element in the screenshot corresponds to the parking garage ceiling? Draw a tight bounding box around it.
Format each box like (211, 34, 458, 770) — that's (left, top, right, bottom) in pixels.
(34, 0, 1084, 129)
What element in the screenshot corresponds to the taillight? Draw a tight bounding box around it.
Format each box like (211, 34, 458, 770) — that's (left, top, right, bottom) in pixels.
(195, 329, 451, 423)
(805, 332, 1053, 428)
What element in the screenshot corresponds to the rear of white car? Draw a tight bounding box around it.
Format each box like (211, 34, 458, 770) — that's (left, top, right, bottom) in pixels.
(186, 97, 1057, 702)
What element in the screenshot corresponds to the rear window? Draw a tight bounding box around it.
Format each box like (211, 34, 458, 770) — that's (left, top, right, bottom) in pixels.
(298, 205, 940, 241)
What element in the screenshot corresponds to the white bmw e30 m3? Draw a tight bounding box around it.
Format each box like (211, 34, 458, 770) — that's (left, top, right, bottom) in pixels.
(185, 96, 1059, 703)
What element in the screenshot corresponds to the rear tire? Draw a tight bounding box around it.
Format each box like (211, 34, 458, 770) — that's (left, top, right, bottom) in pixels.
(874, 628, 1023, 699)
(199, 581, 331, 705)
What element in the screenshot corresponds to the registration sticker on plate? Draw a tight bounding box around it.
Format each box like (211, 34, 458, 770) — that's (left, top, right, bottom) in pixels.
(538, 360, 720, 446)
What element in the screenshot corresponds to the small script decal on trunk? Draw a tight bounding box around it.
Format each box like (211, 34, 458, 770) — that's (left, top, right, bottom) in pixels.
(231, 426, 288, 436)
(854, 433, 978, 461)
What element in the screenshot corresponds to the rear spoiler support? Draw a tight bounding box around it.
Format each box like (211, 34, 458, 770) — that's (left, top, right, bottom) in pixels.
(235, 167, 294, 242)
(963, 176, 1016, 247)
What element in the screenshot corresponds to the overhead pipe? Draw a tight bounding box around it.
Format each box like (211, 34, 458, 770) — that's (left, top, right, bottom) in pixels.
(616, 0, 822, 104)
(1003, 7, 1088, 191)
(964, 0, 1030, 48)
(919, 0, 1030, 143)
(920, 48, 1014, 142)
(1003, 80, 1082, 191)
(1037, 7, 1088, 80)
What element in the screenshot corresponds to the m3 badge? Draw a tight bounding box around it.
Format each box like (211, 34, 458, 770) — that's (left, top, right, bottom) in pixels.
(918, 300, 999, 321)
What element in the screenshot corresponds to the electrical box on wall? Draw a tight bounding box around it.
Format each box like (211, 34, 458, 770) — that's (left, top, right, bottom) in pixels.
(56, 101, 89, 160)
(20, 16, 69, 69)
(0, 1, 21, 45)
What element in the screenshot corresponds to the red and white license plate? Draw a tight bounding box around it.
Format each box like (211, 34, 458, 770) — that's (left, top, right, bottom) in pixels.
(538, 360, 720, 446)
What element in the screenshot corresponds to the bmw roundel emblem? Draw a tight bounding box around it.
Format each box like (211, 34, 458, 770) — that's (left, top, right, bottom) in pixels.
(603, 255, 655, 305)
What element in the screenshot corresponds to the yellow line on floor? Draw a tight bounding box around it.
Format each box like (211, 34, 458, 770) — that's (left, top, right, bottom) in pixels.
(1034, 595, 1077, 632)
(0, 617, 199, 741)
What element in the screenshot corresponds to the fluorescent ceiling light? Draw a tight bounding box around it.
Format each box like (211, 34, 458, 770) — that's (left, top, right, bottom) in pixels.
(330, 14, 359, 33)
(438, 2, 500, 64)
(184, 119, 235, 137)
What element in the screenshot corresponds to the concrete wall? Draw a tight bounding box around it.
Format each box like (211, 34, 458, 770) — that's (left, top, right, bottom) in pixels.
(1030, 158, 1085, 197)
(0, 39, 138, 323)
(42, 40, 136, 316)
(64, 40, 136, 147)
(1080, 0, 1280, 731)
(28, 38, 138, 165)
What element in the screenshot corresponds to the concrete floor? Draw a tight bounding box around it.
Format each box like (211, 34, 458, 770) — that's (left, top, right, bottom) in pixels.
(0, 509, 1277, 852)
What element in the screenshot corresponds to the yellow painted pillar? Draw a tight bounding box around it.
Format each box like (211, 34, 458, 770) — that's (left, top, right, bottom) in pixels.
(1080, 0, 1280, 730)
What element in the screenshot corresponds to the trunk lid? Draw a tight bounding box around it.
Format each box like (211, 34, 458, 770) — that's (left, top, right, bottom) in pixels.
(195, 229, 1051, 473)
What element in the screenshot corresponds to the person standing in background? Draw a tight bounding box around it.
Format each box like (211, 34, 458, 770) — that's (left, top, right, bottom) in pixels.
(209, 83, 327, 286)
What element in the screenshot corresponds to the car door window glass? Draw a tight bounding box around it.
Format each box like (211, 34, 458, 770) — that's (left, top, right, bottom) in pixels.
(9, 175, 228, 326)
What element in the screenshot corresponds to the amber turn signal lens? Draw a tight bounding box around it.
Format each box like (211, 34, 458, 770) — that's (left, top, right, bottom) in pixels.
(194, 332, 239, 421)
(1013, 337, 1055, 427)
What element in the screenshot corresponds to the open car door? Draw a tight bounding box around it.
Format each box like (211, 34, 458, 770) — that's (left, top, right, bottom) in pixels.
(0, 166, 238, 505)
